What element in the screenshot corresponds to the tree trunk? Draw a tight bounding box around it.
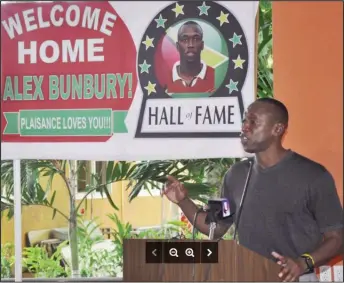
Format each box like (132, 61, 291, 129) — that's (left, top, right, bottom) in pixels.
(68, 164, 80, 278)
(69, 205, 80, 278)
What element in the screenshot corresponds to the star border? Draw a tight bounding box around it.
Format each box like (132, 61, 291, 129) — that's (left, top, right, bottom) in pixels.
(136, 0, 250, 138)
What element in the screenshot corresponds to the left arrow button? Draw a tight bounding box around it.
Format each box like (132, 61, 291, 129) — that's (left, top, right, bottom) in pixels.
(146, 242, 162, 263)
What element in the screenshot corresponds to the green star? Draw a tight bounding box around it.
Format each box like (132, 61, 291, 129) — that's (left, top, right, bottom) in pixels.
(139, 60, 151, 74)
(226, 79, 239, 94)
(198, 2, 210, 16)
(229, 33, 242, 48)
(155, 14, 167, 28)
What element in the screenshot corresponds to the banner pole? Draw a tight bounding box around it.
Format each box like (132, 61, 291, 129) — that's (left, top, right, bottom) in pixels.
(13, 159, 22, 282)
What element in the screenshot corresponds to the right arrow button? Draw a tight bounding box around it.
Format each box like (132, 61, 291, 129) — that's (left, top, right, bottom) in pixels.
(201, 242, 218, 263)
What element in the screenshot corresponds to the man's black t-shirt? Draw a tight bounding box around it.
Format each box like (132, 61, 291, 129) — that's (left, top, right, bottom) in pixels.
(221, 150, 343, 260)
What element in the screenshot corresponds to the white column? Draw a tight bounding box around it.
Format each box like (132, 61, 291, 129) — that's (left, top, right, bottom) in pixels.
(13, 159, 22, 282)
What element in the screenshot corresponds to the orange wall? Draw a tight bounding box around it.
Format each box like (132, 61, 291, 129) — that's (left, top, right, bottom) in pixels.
(272, 0, 343, 268)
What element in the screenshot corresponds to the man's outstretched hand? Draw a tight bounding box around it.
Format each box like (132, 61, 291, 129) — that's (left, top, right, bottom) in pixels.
(272, 251, 306, 282)
(161, 175, 187, 204)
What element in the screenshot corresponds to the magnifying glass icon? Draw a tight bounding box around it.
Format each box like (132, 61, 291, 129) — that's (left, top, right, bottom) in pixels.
(185, 248, 194, 257)
(169, 248, 178, 257)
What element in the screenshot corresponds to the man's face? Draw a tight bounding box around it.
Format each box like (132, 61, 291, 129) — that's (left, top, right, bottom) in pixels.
(176, 24, 204, 62)
(240, 103, 279, 153)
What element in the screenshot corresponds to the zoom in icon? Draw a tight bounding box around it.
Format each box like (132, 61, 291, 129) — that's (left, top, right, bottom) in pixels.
(185, 248, 194, 257)
(164, 242, 200, 263)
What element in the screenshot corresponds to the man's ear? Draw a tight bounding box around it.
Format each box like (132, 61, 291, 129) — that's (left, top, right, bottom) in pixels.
(273, 123, 285, 136)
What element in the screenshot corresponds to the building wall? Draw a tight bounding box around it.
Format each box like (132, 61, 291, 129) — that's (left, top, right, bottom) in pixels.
(272, 0, 343, 279)
(1, 174, 177, 247)
(1, 174, 70, 247)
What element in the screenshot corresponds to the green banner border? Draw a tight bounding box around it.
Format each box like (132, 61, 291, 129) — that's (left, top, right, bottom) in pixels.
(3, 109, 128, 136)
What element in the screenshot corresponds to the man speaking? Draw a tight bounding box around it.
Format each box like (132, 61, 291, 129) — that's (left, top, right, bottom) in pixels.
(162, 98, 343, 282)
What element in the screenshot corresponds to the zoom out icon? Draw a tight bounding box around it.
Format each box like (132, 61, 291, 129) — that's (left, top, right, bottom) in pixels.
(169, 248, 178, 257)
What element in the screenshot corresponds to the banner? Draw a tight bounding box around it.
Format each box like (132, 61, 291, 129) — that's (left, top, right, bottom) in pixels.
(1, 1, 258, 160)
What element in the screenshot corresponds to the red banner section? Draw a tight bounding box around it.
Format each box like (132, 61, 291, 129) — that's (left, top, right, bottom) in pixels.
(1, 1, 137, 142)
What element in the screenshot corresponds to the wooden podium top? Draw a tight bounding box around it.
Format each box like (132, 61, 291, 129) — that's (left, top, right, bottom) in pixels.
(123, 239, 281, 282)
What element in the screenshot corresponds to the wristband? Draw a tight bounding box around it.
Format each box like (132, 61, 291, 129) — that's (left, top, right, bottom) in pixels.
(301, 253, 315, 273)
(301, 253, 315, 266)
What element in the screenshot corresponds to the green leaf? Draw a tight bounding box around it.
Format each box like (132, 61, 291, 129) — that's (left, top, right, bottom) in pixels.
(128, 180, 145, 202)
(111, 162, 120, 182)
(52, 208, 57, 220)
(117, 162, 123, 177)
(103, 185, 118, 210)
(84, 196, 88, 210)
(50, 190, 56, 206)
(43, 173, 55, 201)
(106, 161, 114, 183)
(120, 162, 130, 179)
(124, 163, 137, 179)
(258, 34, 272, 54)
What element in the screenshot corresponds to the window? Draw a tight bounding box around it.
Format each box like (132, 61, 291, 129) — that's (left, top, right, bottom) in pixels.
(76, 160, 88, 193)
(70, 161, 110, 200)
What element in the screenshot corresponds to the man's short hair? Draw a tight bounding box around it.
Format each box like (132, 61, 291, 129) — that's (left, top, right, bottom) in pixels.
(256, 97, 289, 125)
(177, 20, 203, 40)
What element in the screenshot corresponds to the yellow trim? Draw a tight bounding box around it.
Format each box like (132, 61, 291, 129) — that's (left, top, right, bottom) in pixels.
(302, 253, 315, 265)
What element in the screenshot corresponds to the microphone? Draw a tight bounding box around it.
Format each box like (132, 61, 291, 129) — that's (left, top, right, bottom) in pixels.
(233, 158, 254, 241)
(204, 198, 234, 240)
(204, 198, 233, 224)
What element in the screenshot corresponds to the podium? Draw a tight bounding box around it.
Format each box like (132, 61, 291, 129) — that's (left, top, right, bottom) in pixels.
(123, 239, 281, 282)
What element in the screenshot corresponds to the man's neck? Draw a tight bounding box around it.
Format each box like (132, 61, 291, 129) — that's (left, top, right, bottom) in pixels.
(255, 145, 289, 169)
(179, 60, 202, 78)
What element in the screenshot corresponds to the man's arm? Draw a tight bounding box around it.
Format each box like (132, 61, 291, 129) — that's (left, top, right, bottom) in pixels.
(306, 170, 344, 267)
(307, 229, 343, 267)
(162, 174, 233, 239)
(177, 197, 231, 239)
(273, 170, 344, 281)
(273, 229, 343, 282)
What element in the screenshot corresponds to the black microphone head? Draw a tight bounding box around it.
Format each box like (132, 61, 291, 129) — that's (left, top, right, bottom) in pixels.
(207, 198, 233, 219)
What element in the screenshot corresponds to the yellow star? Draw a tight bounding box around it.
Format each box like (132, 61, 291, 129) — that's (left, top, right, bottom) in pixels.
(232, 55, 246, 69)
(144, 81, 156, 95)
(172, 3, 184, 17)
(142, 35, 154, 50)
(216, 11, 229, 26)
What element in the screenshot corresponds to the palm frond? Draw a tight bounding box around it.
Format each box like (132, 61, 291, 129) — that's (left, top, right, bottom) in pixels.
(123, 158, 239, 204)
